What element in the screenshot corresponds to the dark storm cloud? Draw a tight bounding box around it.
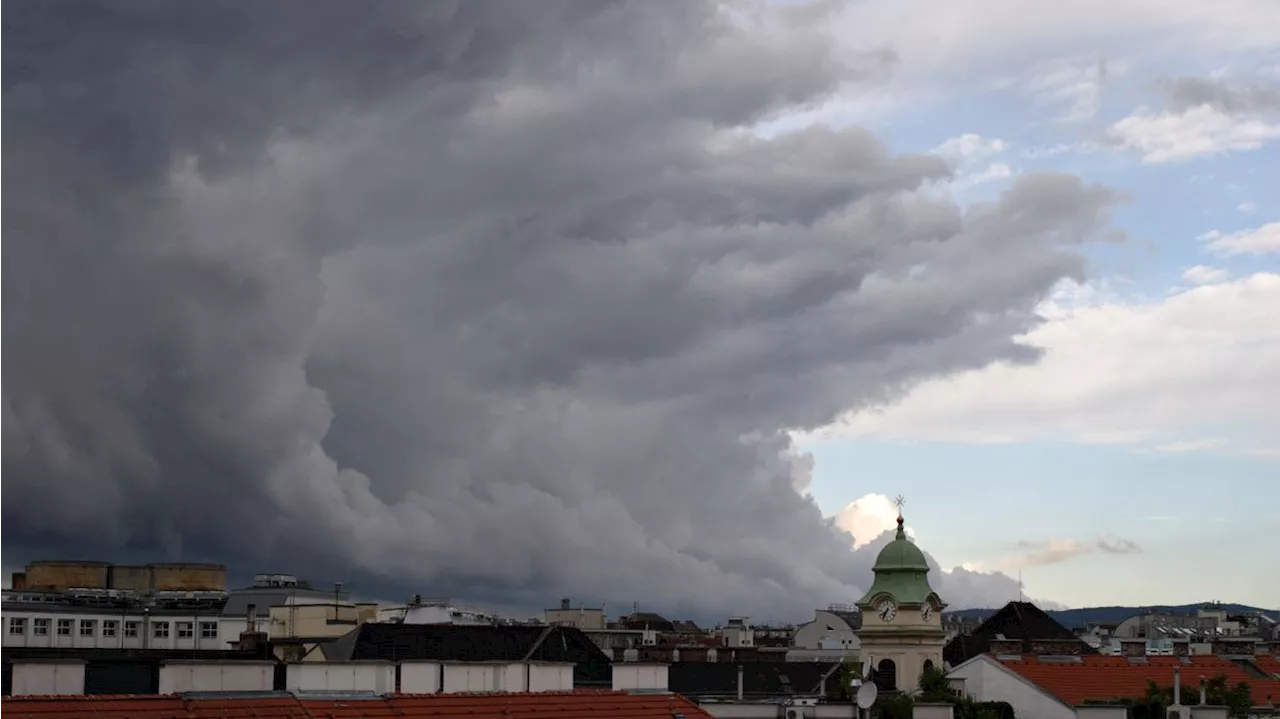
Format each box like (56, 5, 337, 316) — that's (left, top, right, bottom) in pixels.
(3, 0, 1120, 618)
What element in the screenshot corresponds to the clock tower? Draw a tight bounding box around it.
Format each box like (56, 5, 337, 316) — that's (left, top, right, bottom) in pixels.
(854, 499, 947, 694)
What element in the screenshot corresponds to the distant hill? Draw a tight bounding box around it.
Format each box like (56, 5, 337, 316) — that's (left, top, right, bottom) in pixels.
(945, 603, 1279, 629)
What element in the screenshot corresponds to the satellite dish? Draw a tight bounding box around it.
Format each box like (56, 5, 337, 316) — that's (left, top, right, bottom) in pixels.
(856, 681, 878, 709)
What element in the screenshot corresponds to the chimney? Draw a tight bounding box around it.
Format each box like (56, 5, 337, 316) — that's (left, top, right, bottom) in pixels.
(737, 664, 744, 701)
(1173, 666, 1181, 706)
(247, 603, 257, 630)
(1200, 676, 1207, 705)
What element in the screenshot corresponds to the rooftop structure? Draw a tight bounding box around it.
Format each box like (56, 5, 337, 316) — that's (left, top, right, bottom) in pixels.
(944, 601, 1098, 667)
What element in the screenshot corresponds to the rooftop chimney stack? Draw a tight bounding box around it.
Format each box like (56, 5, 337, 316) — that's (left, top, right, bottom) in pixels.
(737, 664, 744, 701)
(561, 597, 571, 610)
(1200, 676, 1207, 705)
(1173, 667, 1182, 706)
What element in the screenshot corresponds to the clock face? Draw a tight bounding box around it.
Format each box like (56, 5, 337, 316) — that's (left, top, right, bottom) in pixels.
(875, 599, 898, 622)
(921, 604, 933, 622)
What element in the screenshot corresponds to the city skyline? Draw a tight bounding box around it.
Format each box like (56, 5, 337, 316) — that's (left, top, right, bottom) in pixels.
(4, 1, 1276, 620)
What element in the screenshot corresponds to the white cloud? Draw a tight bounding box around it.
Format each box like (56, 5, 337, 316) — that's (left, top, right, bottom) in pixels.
(1181, 265, 1230, 285)
(1021, 143, 1075, 160)
(1155, 437, 1229, 452)
(828, 0, 1280, 82)
(1238, 201, 1258, 213)
(928, 134, 1015, 191)
(833, 492, 914, 549)
(933, 134, 1010, 161)
(955, 162, 1014, 189)
(814, 273, 1280, 456)
(997, 534, 1141, 570)
(1107, 104, 1280, 163)
(1024, 56, 1126, 123)
(1200, 221, 1280, 255)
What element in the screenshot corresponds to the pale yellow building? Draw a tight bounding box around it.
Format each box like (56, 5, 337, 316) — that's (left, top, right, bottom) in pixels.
(544, 598, 606, 630)
(268, 596, 379, 640)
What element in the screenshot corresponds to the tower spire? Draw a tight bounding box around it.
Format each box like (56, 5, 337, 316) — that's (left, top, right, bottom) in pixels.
(893, 495, 906, 538)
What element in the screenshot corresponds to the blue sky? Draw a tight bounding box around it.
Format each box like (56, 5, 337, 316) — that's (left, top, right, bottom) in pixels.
(771, 1, 1280, 610)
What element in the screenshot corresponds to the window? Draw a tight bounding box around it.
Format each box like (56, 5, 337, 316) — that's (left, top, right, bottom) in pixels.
(102, 620, 118, 637)
(152, 621, 170, 638)
(124, 621, 140, 638)
(875, 658, 898, 691)
(80, 619, 97, 636)
(33, 618, 50, 636)
(200, 621, 218, 639)
(8, 617, 27, 635)
(57, 619, 73, 636)
(176, 621, 193, 638)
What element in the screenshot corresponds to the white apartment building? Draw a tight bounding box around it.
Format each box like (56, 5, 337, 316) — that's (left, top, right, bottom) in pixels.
(3, 589, 227, 651)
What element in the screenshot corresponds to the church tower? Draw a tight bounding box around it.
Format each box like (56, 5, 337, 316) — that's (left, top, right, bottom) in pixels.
(854, 499, 947, 694)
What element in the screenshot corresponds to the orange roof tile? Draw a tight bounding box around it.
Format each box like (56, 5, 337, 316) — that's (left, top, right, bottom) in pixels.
(2, 691, 713, 719)
(1254, 655, 1280, 676)
(996, 655, 1280, 708)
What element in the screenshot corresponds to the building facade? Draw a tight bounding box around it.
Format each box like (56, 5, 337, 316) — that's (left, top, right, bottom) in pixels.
(3, 588, 228, 651)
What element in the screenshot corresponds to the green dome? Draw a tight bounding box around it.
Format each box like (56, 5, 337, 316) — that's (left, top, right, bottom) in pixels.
(856, 516, 940, 607)
(873, 520, 930, 571)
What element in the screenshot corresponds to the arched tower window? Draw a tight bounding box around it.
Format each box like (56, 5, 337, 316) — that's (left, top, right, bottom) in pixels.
(923, 659, 935, 672)
(875, 658, 897, 691)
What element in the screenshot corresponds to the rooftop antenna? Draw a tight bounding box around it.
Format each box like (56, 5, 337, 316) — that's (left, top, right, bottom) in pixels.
(1018, 571, 1024, 602)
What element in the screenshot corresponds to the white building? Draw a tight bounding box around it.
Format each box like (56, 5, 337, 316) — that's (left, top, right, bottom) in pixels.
(377, 595, 497, 625)
(4, 588, 227, 651)
(791, 605, 861, 661)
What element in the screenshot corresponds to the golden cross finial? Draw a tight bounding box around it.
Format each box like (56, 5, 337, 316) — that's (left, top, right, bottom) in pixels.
(893, 495, 906, 511)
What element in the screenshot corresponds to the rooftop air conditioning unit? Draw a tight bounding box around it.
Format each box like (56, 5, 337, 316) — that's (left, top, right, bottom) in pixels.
(785, 709, 805, 719)
(1168, 707, 1190, 719)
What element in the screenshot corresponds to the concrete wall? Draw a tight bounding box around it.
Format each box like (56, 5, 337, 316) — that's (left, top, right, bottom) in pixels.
(400, 661, 442, 693)
(439, 662, 529, 693)
(699, 704, 780, 719)
(698, 704, 858, 719)
(285, 662, 394, 693)
(1075, 706, 1128, 719)
(947, 657, 1074, 719)
(527, 663, 574, 692)
(1190, 707, 1229, 719)
(19, 561, 226, 592)
(9, 661, 86, 696)
(158, 661, 275, 693)
(109, 565, 153, 593)
(150, 563, 226, 592)
(25, 562, 110, 590)
(612, 663, 670, 692)
(915, 703, 955, 719)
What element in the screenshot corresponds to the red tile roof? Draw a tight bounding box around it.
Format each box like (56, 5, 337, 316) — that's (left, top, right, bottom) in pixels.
(996, 655, 1280, 708)
(1255, 655, 1280, 676)
(1, 691, 713, 719)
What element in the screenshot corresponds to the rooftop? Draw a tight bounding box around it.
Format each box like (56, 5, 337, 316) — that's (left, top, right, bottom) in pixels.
(995, 654, 1280, 707)
(0, 691, 712, 719)
(945, 601, 1096, 666)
